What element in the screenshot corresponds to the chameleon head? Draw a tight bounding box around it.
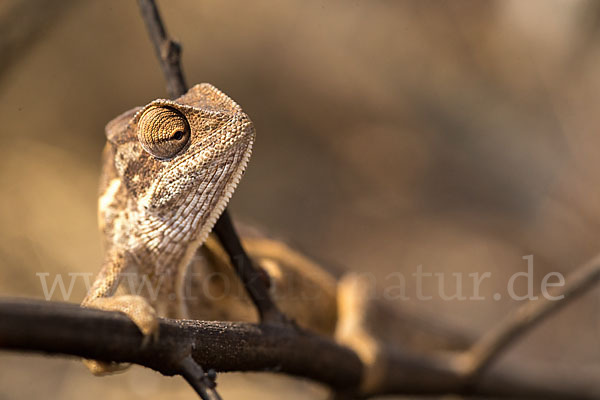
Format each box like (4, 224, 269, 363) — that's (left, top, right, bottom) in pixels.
(106, 83, 255, 256)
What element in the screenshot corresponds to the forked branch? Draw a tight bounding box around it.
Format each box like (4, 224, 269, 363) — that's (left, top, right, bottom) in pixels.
(0, 297, 597, 399)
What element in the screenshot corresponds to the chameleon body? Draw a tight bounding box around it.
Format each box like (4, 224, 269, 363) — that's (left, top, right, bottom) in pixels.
(83, 83, 415, 389)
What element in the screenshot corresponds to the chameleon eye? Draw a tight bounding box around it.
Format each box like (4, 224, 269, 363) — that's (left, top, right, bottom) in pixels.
(137, 106, 191, 159)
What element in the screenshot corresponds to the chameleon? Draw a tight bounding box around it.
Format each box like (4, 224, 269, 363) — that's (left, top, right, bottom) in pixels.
(82, 83, 342, 371)
(82, 83, 466, 391)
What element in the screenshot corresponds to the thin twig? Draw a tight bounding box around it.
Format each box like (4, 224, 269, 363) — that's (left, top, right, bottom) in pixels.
(179, 356, 222, 400)
(458, 253, 600, 379)
(136, 0, 288, 326)
(137, 0, 186, 98)
(210, 209, 290, 324)
(0, 298, 597, 399)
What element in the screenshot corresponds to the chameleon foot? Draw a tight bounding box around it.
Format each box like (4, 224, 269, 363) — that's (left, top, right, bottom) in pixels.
(84, 294, 158, 335)
(82, 295, 159, 375)
(83, 294, 158, 336)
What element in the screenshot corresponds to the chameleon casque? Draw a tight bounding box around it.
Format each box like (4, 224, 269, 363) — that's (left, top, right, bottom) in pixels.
(83, 83, 419, 390)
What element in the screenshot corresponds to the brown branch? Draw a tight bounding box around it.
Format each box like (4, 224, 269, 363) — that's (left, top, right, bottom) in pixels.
(0, 298, 361, 390)
(457, 253, 600, 380)
(136, 0, 287, 326)
(0, 298, 597, 399)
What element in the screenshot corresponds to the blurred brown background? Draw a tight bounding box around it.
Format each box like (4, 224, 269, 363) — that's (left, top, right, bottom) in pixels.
(1, 0, 600, 398)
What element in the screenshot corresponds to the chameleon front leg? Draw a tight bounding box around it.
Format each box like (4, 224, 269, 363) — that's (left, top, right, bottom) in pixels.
(81, 251, 158, 375)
